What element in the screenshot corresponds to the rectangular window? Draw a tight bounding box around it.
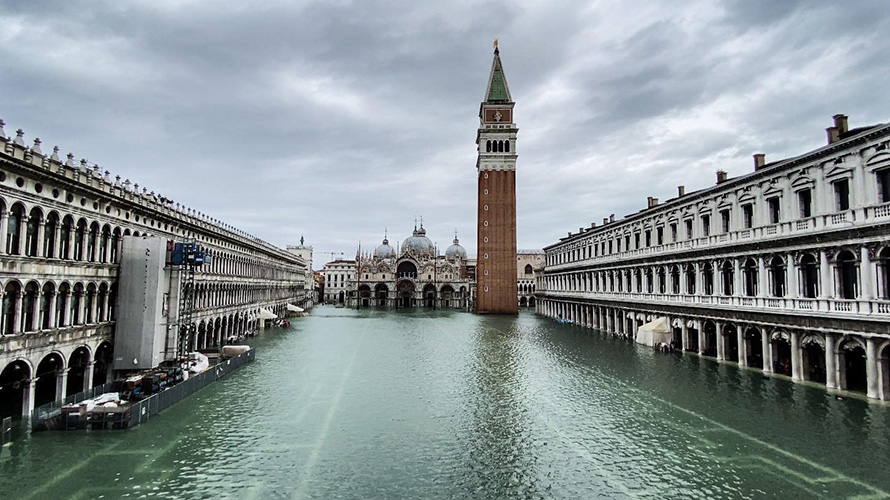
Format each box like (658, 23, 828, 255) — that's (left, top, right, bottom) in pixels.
(685, 219, 693, 239)
(767, 197, 780, 224)
(721, 210, 730, 233)
(742, 204, 753, 229)
(702, 215, 710, 237)
(625, 235, 630, 250)
(645, 230, 651, 247)
(834, 179, 850, 211)
(656, 227, 664, 245)
(878, 169, 890, 203)
(635, 233, 641, 249)
(799, 189, 812, 218)
(670, 223, 678, 242)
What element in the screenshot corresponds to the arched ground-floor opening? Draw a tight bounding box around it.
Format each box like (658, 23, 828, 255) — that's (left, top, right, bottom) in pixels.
(771, 333, 792, 376)
(801, 337, 826, 384)
(519, 296, 528, 307)
(441, 285, 455, 308)
(703, 322, 717, 357)
(358, 285, 371, 308)
(423, 284, 437, 308)
(672, 327, 682, 349)
(0, 360, 30, 420)
(397, 281, 415, 309)
(687, 325, 699, 352)
(724, 324, 739, 363)
(66, 346, 91, 397)
(880, 344, 890, 401)
(93, 341, 113, 387)
(338, 291, 345, 304)
(744, 328, 763, 369)
(375, 284, 389, 307)
(528, 296, 536, 307)
(34, 353, 65, 407)
(839, 340, 867, 393)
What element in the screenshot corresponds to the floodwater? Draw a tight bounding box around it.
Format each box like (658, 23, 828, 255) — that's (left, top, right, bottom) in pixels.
(2, 307, 890, 499)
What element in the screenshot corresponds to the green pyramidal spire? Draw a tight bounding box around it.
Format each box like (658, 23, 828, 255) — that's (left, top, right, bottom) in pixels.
(485, 47, 512, 103)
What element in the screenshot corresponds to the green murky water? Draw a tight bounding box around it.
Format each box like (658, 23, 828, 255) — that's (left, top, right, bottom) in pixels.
(2, 308, 889, 499)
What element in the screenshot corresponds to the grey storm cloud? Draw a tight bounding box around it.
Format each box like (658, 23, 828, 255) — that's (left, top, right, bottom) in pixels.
(1, 0, 888, 266)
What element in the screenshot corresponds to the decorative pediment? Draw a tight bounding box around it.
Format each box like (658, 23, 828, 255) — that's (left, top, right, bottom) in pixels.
(762, 184, 783, 198)
(824, 164, 853, 180)
(738, 192, 756, 204)
(716, 199, 732, 211)
(791, 175, 814, 191)
(865, 151, 890, 170)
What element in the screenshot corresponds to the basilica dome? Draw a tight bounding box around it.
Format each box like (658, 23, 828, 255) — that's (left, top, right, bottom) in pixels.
(374, 237, 396, 259)
(445, 235, 467, 261)
(402, 226, 435, 256)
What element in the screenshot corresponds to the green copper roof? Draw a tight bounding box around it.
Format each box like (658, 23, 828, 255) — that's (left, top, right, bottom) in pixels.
(485, 50, 512, 102)
(488, 65, 509, 101)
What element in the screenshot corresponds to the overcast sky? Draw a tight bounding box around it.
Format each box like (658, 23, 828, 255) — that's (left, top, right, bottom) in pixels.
(1, 1, 888, 266)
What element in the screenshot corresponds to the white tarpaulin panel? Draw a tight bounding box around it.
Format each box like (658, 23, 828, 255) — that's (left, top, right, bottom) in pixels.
(258, 308, 277, 320)
(286, 304, 304, 313)
(635, 317, 672, 347)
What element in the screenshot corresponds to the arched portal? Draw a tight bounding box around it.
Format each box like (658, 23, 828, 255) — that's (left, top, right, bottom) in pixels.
(375, 283, 389, 307)
(770, 331, 792, 376)
(358, 284, 371, 307)
(839, 338, 867, 393)
(34, 352, 65, 407)
(397, 280, 415, 308)
(744, 327, 763, 368)
(703, 321, 717, 357)
(66, 346, 91, 397)
(0, 360, 31, 419)
(93, 341, 113, 387)
(801, 335, 826, 384)
(724, 324, 739, 362)
(423, 284, 437, 308)
(440, 285, 454, 308)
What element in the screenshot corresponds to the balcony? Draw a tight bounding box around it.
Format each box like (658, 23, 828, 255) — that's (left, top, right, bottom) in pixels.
(546, 205, 888, 271)
(540, 289, 890, 317)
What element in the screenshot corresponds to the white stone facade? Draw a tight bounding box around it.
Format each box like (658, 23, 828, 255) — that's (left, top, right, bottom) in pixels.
(323, 260, 355, 304)
(538, 115, 890, 400)
(0, 120, 307, 418)
(517, 250, 544, 308)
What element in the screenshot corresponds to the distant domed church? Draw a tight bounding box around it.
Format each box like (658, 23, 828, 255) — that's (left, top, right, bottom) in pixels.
(350, 223, 473, 309)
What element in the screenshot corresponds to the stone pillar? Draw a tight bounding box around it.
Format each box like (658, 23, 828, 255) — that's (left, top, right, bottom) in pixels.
(90, 230, 99, 262)
(22, 380, 36, 418)
(733, 259, 741, 297)
(47, 291, 56, 328)
(762, 329, 772, 373)
(57, 369, 67, 400)
(738, 326, 747, 367)
(867, 337, 880, 399)
(681, 321, 689, 352)
(823, 333, 838, 388)
(716, 321, 725, 361)
(12, 291, 23, 334)
(53, 224, 61, 259)
(787, 254, 798, 299)
(697, 321, 706, 356)
(61, 292, 71, 327)
(83, 362, 95, 392)
(0, 211, 8, 255)
(790, 330, 802, 381)
(30, 292, 40, 332)
(757, 256, 767, 298)
(35, 220, 45, 257)
(861, 246, 873, 301)
(16, 219, 26, 256)
(819, 249, 833, 299)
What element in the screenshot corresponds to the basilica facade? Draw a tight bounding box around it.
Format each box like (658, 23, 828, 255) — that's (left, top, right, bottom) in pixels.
(347, 225, 473, 309)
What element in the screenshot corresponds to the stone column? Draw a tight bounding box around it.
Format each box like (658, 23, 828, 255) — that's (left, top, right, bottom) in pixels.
(12, 291, 23, 334)
(35, 220, 45, 257)
(867, 337, 880, 399)
(16, 219, 26, 256)
(83, 362, 95, 392)
(30, 293, 40, 332)
(90, 230, 99, 262)
(757, 257, 767, 298)
(716, 321, 725, 361)
(762, 329, 772, 373)
(47, 291, 56, 328)
(790, 331, 802, 381)
(57, 369, 67, 400)
(697, 320, 706, 356)
(681, 321, 689, 352)
(787, 254, 798, 299)
(733, 259, 741, 297)
(0, 211, 8, 255)
(738, 326, 747, 367)
(819, 249, 833, 299)
(61, 292, 71, 327)
(22, 380, 36, 418)
(53, 224, 61, 259)
(825, 333, 840, 389)
(861, 246, 873, 301)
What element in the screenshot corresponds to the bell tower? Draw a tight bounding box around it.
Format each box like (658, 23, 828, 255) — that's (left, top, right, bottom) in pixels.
(475, 41, 518, 314)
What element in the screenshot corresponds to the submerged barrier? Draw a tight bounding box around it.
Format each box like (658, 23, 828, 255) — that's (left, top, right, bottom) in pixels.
(31, 349, 255, 432)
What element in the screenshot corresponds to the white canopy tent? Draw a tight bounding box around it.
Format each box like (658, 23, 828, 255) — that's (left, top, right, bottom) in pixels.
(635, 317, 672, 347)
(286, 304, 304, 313)
(258, 308, 277, 320)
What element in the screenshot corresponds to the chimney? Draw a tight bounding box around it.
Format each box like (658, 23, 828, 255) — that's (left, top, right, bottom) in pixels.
(579, 227, 584, 233)
(647, 197, 659, 208)
(716, 170, 728, 184)
(603, 217, 608, 225)
(590, 222, 597, 228)
(827, 126, 839, 144)
(833, 114, 848, 135)
(609, 214, 615, 223)
(753, 153, 765, 170)
(677, 185, 685, 197)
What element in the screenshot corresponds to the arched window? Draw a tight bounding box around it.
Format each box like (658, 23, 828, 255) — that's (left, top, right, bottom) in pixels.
(99, 225, 111, 263)
(743, 258, 758, 297)
(799, 253, 819, 298)
(524, 264, 533, 275)
(721, 261, 734, 295)
(72, 283, 84, 325)
(74, 219, 87, 261)
(670, 265, 680, 294)
(703, 262, 714, 295)
(41, 282, 55, 329)
(769, 256, 786, 297)
(879, 248, 890, 299)
(22, 281, 39, 332)
(685, 264, 696, 294)
(26, 207, 41, 257)
(7, 204, 25, 255)
(505, 140, 510, 153)
(486, 140, 492, 153)
(836, 250, 858, 299)
(44, 212, 59, 258)
(87, 222, 99, 262)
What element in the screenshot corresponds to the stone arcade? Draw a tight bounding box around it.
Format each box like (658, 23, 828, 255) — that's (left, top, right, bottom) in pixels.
(538, 114, 890, 400)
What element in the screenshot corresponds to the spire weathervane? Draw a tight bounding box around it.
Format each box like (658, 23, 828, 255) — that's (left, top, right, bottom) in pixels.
(494, 38, 498, 49)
